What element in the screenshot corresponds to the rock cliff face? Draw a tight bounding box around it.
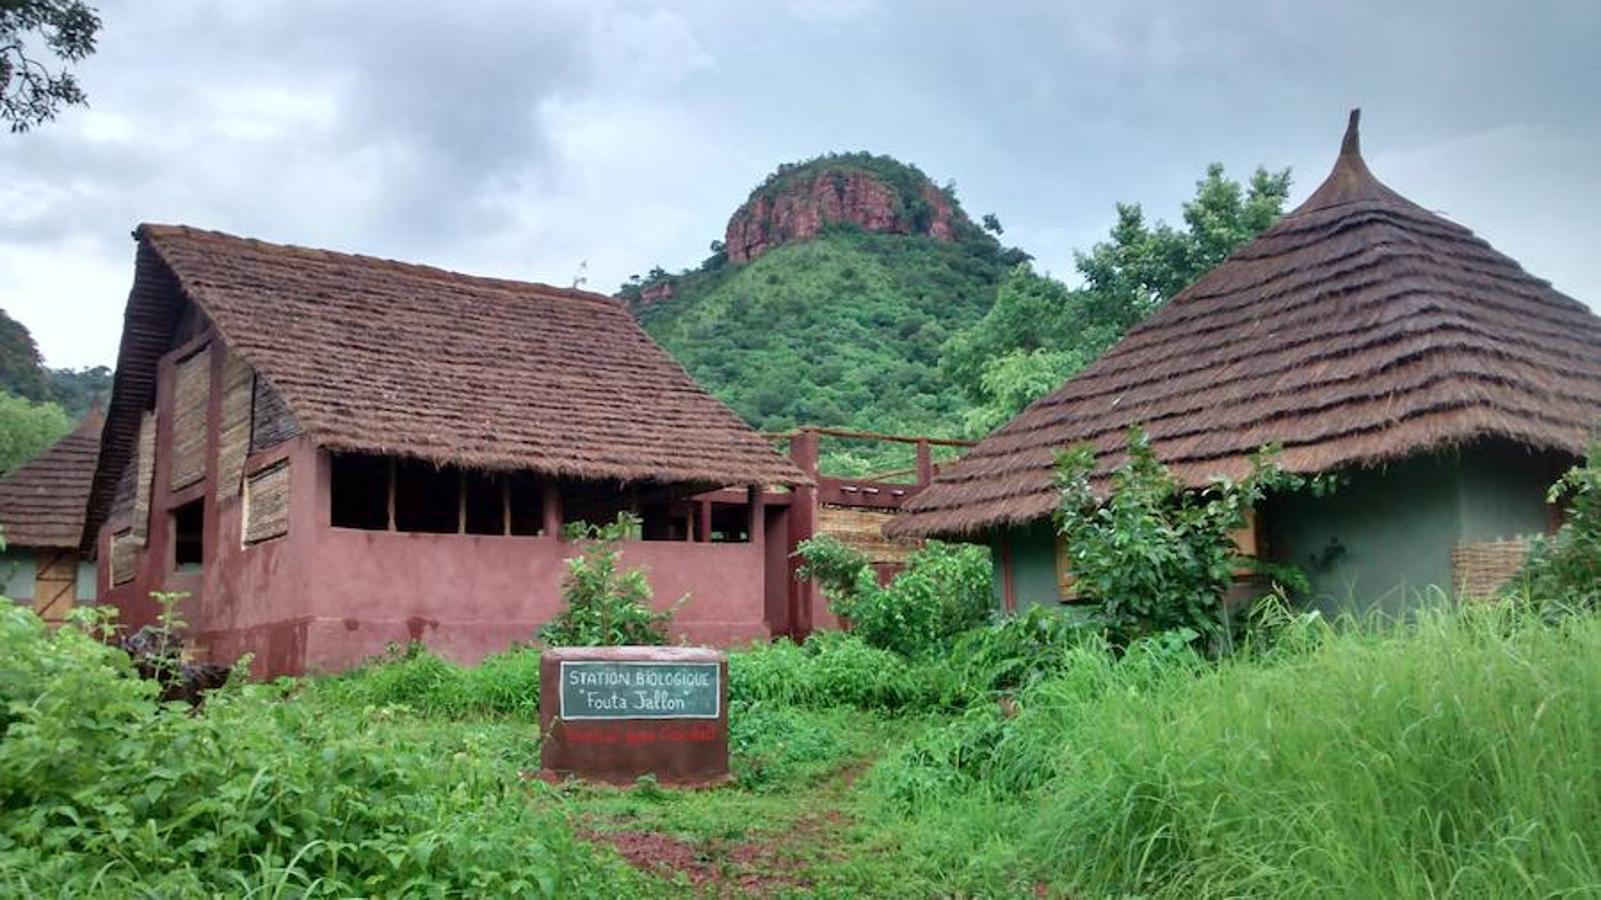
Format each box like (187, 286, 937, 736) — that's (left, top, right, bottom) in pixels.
(724, 167, 963, 264)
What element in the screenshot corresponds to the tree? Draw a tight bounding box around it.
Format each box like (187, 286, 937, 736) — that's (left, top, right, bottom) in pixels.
(0, 308, 48, 400)
(1054, 428, 1309, 647)
(942, 163, 1292, 433)
(981, 213, 1004, 236)
(1, 0, 101, 132)
(0, 390, 71, 474)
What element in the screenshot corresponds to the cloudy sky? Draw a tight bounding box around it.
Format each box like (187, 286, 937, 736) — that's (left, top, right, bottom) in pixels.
(2, 0, 1598, 369)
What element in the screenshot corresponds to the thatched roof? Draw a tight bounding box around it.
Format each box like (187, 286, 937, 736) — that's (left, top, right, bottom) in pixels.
(890, 110, 1601, 539)
(0, 413, 101, 550)
(83, 225, 806, 547)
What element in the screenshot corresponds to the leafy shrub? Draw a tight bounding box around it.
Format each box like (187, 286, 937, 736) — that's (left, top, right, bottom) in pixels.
(939, 604, 1093, 704)
(1516, 448, 1601, 609)
(729, 632, 937, 711)
(1055, 427, 1316, 646)
(797, 537, 993, 658)
(0, 600, 635, 896)
(539, 514, 677, 647)
(313, 641, 541, 719)
(727, 703, 857, 792)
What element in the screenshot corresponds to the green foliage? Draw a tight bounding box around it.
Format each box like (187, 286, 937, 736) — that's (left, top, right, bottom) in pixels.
(869, 607, 1601, 897)
(727, 702, 857, 792)
(796, 536, 993, 658)
(311, 641, 541, 719)
(728, 632, 933, 711)
(642, 230, 1015, 453)
(939, 604, 1092, 702)
(0, 309, 111, 416)
(1029, 607, 1601, 896)
(1515, 447, 1601, 610)
(538, 514, 677, 647)
(0, 600, 635, 896)
(0, 389, 71, 474)
(1055, 428, 1314, 646)
(0, 1, 101, 132)
(946, 164, 1292, 432)
(943, 265, 1118, 433)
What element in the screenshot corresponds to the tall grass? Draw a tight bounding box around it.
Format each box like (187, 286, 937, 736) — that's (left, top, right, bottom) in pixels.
(876, 605, 1601, 897)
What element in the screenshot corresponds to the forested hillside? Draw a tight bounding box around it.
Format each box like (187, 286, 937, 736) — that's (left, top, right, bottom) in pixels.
(623, 154, 1293, 464)
(0, 309, 109, 473)
(628, 154, 1026, 447)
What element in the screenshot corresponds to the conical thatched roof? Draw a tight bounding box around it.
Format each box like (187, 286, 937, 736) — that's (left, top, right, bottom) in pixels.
(890, 110, 1601, 539)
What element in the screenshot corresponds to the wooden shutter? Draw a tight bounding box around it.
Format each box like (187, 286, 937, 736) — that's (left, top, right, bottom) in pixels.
(132, 412, 156, 542)
(33, 549, 76, 625)
(244, 462, 291, 544)
(216, 353, 254, 500)
(170, 347, 211, 490)
(1053, 536, 1080, 601)
(111, 530, 138, 585)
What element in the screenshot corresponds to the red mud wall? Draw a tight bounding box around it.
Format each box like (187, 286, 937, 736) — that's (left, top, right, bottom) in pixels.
(99, 330, 776, 678)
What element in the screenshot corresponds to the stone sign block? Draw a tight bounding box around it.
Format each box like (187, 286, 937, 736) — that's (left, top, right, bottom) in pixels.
(539, 645, 728, 785)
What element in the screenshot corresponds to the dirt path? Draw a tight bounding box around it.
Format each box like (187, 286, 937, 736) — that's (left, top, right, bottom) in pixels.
(576, 758, 870, 896)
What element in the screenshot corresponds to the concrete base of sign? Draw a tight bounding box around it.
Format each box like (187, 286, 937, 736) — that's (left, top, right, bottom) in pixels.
(539, 646, 729, 786)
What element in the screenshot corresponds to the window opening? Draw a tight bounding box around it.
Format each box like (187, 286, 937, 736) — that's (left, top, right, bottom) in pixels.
(172, 499, 204, 570)
(393, 459, 458, 533)
(330, 453, 389, 529)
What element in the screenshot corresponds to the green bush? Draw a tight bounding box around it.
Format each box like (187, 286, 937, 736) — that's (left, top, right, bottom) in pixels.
(729, 632, 937, 711)
(1055, 427, 1315, 647)
(1516, 448, 1601, 609)
(938, 604, 1094, 704)
(0, 601, 635, 896)
(313, 641, 540, 719)
(797, 537, 993, 658)
(539, 514, 677, 647)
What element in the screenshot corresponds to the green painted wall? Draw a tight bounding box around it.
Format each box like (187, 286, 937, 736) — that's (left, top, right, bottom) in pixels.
(0, 549, 36, 601)
(986, 441, 1562, 618)
(1266, 442, 1556, 617)
(985, 519, 1062, 610)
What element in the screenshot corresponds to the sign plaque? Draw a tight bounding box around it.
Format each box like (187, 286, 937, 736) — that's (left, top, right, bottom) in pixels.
(539, 646, 729, 785)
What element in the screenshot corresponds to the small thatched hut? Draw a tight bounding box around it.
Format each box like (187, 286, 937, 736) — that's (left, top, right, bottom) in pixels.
(889, 111, 1601, 614)
(0, 413, 102, 623)
(84, 225, 807, 675)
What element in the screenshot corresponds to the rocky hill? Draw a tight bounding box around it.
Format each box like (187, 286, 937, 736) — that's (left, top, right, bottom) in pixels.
(619, 153, 1027, 466)
(723, 155, 966, 264)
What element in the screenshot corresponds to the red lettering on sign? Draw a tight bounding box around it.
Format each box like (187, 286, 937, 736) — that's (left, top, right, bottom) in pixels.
(557, 721, 720, 745)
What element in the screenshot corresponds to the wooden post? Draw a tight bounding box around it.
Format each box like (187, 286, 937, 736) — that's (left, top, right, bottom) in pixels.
(696, 500, 711, 543)
(457, 469, 467, 534)
(787, 429, 820, 639)
(386, 458, 397, 531)
(682, 504, 694, 542)
(747, 484, 765, 549)
(502, 477, 511, 536)
(542, 479, 563, 539)
(915, 438, 933, 487)
(999, 536, 1017, 614)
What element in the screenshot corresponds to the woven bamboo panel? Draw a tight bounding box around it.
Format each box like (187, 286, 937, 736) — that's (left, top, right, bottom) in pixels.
(169, 347, 211, 490)
(111, 529, 137, 585)
(131, 412, 156, 542)
(250, 375, 301, 452)
(818, 504, 919, 564)
(215, 353, 254, 500)
(244, 462, 290, 544)
(1453, 537, 1532, 600)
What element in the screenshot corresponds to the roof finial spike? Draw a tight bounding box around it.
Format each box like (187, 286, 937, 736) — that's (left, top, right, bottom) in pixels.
(1341, 108, 1362, 157)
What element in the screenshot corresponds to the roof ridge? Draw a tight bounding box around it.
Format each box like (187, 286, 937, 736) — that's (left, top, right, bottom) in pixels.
(136, 223, 623, 309)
